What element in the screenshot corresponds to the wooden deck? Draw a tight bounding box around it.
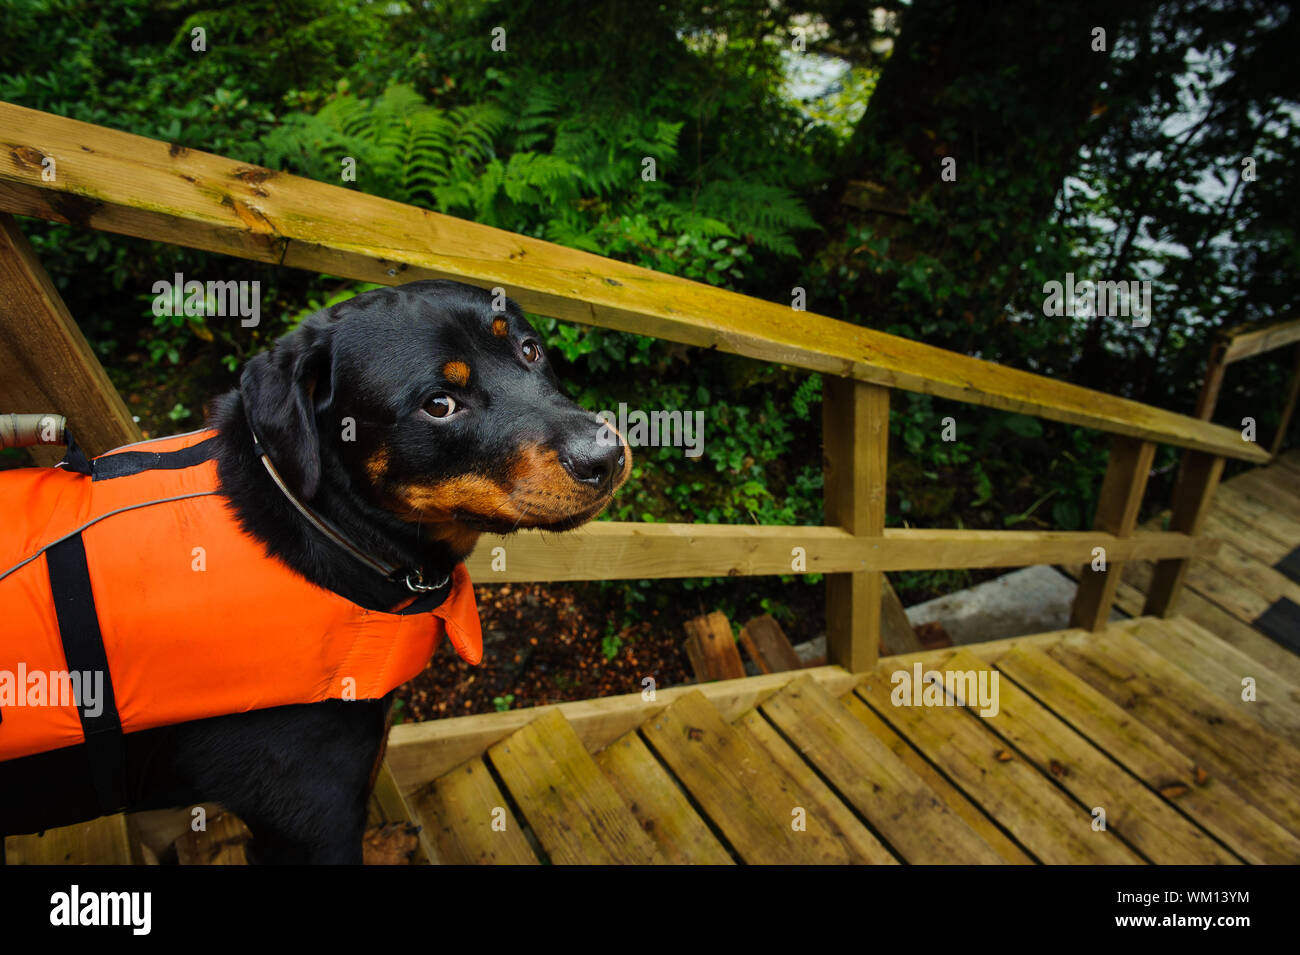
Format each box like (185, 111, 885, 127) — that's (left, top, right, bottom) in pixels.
(384, 450, 1300, 865)
(7, 452, 1300, 864)
(389, 611, 1299, 865)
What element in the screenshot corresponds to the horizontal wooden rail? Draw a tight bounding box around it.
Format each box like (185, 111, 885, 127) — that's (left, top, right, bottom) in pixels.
(1220, 316, 1300, 364)
(0, 101, 1266, 463)
(463, 522, 1217, 581)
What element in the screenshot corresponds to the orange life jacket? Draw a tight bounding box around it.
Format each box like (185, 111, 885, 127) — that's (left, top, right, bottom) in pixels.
(0, 428, 482, 768)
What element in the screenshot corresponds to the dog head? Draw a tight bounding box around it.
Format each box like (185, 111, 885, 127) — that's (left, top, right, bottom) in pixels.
(239, 280, 630, 557)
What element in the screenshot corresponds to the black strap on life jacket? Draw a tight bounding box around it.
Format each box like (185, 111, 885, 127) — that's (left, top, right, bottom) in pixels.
(45, 532, 126, 816)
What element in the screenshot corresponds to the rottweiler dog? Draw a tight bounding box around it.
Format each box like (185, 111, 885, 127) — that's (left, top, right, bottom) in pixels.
(0, 279, 629, 863)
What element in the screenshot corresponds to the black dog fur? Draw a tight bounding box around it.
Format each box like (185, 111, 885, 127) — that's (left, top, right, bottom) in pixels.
(0, 280, 628, 863)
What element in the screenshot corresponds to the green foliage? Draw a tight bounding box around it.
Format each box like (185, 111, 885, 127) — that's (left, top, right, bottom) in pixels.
(3, 0, 1291, 634)
(600, 634, 624, 661)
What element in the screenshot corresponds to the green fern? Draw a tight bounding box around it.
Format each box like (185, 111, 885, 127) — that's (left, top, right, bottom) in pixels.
(261, 78, 816, 265)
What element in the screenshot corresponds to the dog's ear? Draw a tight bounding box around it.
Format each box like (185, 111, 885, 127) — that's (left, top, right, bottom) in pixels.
(240, 318, 334, 500)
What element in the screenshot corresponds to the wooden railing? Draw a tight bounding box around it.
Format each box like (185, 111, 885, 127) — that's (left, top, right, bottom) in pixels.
(0, 102, 1268, 672)
(1193, 315, 1300, 457)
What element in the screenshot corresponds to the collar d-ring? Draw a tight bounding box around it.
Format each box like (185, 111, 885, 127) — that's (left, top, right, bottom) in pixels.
(405, 569, 450, 593)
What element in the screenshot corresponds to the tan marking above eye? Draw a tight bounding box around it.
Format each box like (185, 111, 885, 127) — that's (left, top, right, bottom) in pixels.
(491, 318, 509, 337)
(443, 361, 471, 386)
(365, 447, 389, 482)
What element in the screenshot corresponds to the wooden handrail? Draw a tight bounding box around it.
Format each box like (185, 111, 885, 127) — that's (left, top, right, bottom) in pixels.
(0, 101, 1266, 464)
(1219, 316, 1300, 364)
(0, 103, 1251, 669)
(1193, 316, 1300, 458)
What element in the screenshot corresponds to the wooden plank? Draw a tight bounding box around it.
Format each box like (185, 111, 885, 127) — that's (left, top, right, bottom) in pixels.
(369, 761, 437, 865)
(882, 626, 1073, 670)
(683, 611, 746, 681)
(738, 614, 802, 674)
(1049, 629, 1300, 835)
(1214, 484, 1300, 544)
(880, 578, 923, 655)
(1201, 511, 1291, 565)
(463, 523, 1216, 582)
(760, 676, 1004, 863)
(387, 664, 858, 790)
(941, 648, 1237, 863)
(855, 669, 1145, 863)
(639, 690, 858, 863)
(1193, 340, 1230, 419)
(487, 710, 664, 864)
(174, 812, 250, 865)
(594, 732, 733, 864)
(824, 376, 888, 672)
(991, 644, 1300, 863)
(410, 758, 538, 865)
(1229, 468, 1300, 524)
(1064, 556, 1300, 688)
(1128, 617, 1300, 740)
(1221, 316, 1300, 364)
(126, 804, 221, 862)
(1128, 557, 1274, 624)
(1205, 538, 1300, 608)
(733, 709, 899, 864)
(1123, 552, 1274, 626)
(0, 103, 1267, 462)
(0, 213, 140, 463)
(1164, 595, 1300, 689)
(1144, 451, 1226, 617)
(1073, 437, 1157, 629)
(837, 691, 1034, 863)
(5, 813, 133, 864)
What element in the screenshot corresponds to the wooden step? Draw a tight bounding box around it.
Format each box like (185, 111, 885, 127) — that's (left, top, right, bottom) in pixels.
(856, 663, 1144, 864)
(760, 676, 1004, 863)
(5, 813, 134, 865)
(174, 812, 250, 865)
(1075, 547, 1300, 686)
(412, 757, 538, 865)
(1229, 469, 1300, 525)
(1050, 629, 1300, 835)
(1215, 485, 1300, 546)
(837, 691, 1034, 864)
(732, 707, 899, 864)
(992, 642, 1300, 863)
(366, 761, 437, 865)
(639, 690, 861, 863)
(1126, 617, 1300, 739)
(1202, 510, 1291, 565)
(941, 647, 1237, 864)
(487, 709, 664, 864)
(594, 732, 733, 864)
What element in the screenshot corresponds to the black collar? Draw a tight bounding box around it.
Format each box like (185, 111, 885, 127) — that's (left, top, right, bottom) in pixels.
(247, 425, 448, 595)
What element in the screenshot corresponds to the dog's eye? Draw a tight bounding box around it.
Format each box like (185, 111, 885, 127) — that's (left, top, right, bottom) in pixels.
(521, 340, 542, 363)
(425, 395, 457, 419)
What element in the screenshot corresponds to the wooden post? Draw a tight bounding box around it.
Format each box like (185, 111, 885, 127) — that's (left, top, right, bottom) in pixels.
(1193, 339, 1230, 420)
(1070, 436, 1156, 631)
(0, 214, 140, 462)
(823, 375, 889, 671)
(1143, 451, 1225, 617)
(1270, 344, 1300, 457)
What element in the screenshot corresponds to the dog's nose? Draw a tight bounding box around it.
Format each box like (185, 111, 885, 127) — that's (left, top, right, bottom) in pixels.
(560, 424, 625, 490)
